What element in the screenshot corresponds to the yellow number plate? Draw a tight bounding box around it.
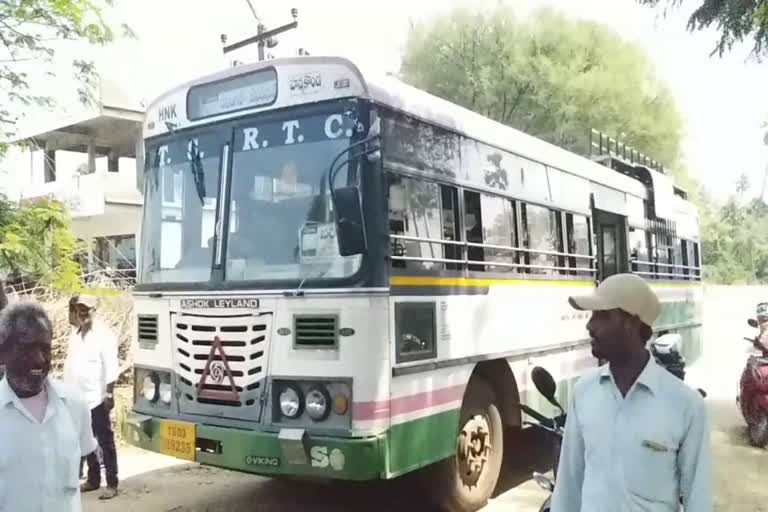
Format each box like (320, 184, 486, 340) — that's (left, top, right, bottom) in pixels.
(160, 420, 196, 461)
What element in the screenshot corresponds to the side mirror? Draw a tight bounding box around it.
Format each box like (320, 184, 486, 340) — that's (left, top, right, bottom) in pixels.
(531, 366, 560, 409)
(749, 318, 759, 328)
(333, 187, 367, 256)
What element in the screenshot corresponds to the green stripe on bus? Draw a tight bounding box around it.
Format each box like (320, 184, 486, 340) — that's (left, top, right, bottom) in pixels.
(386, 408, 461, 478)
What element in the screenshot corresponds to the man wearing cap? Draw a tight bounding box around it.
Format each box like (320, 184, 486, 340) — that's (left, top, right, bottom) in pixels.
(551, 273, 712, 511)
(63, 295, 120, 500)
(0, 302, 98, 512)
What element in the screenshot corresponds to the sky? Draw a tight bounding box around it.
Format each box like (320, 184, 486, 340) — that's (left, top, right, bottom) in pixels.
(6, 0, 768, 201)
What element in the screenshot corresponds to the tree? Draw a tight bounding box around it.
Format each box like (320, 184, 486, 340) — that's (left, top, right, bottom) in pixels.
(0, 0, 132, 153)
(0, 196, 82, 291)
(636, 0, 768, 59)
(736, 173, 751, 197)
(401, 7, 685, 178)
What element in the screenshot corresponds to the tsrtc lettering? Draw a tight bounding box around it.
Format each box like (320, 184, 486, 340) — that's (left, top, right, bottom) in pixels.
(243, 128, 259, 151)
(324, 115, 343, 139)
(158, 145, 169, 166)
(282, 120, 300, 144)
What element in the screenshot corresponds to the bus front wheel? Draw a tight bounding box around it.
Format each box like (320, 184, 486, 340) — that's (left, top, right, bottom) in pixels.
(429, 377, 503, 511)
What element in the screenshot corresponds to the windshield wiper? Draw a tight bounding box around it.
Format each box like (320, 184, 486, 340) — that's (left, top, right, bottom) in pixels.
(188, 140, 206, 204)
(286, 269, 328, 297)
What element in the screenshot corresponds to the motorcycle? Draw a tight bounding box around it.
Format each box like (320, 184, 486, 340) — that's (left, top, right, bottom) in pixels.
(519, 366, 566, 512)
(737, 318, 768, 447)
(651, 333, 687, 381)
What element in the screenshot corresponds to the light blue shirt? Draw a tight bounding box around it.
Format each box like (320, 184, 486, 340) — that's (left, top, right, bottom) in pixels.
(0, 377, 97, 512)
(551, 354, 712, 512)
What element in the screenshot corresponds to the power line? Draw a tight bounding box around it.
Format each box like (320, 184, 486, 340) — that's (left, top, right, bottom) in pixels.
(244, 0, 260, 23)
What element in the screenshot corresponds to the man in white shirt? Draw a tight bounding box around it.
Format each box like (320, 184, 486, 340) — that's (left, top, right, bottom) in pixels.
(0, 301, 98, 512)
(551, 273, 712, 511)
(63, 295, 120, 500)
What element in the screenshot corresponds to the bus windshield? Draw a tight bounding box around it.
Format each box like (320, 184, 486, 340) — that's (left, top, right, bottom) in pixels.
(139, 102, 364, 286)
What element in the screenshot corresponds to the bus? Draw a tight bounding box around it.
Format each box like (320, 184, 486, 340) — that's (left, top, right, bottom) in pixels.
(125, 55, 702, 510)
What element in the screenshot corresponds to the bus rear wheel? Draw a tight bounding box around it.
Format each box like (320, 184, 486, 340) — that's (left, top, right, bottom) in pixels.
(430, 378, 503, 511)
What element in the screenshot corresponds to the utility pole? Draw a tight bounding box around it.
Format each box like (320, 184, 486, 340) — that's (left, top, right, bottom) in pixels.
(221, 7, 299, 62)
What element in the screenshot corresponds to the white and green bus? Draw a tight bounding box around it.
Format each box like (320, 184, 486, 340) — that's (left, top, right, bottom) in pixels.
(125, 56, 702, 510)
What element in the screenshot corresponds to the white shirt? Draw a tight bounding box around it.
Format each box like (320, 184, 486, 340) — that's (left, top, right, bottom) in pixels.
(63, 318, 119, 410)
(551, 354, 712, 512)
(0, 377, 98, 512)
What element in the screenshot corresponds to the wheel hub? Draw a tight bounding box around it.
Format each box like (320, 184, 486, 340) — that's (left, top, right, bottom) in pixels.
(457, 414, 491, 487)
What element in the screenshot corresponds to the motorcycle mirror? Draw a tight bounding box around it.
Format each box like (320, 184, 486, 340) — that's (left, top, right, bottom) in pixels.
(531, 366, 561, 410)
(533, 472, 555, 493)
(748, 318, 759, 328)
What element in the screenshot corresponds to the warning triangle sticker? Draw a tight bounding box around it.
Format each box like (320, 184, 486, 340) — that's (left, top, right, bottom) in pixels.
(196, 335, 240, 402)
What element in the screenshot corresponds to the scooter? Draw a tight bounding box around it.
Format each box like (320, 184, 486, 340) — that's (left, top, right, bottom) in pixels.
(737, 318, 768, 447)
(519, 367, 566, 512)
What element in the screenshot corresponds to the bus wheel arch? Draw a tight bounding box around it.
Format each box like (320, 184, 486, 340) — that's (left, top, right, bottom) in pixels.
(471, 359, 521, 429)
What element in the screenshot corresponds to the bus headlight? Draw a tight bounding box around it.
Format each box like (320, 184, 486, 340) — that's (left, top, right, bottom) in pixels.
(305, 387, 330, 421)
(143, 375, 158, 402)
(135, 368, 171, 406)
(159, 382, 172, 404)
(279, 385, 303, 419)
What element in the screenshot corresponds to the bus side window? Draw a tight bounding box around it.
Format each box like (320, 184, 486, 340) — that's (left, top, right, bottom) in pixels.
(629, 227, 651, 276)
(522, 203, 560, 275)
(674, 238, 685, 279)
(388, 174, 444, 271)
(464, 192, 517, 273)
(463, 191, 485, 272)
(441, 186, 462, 270)
(567, 213, 592, 276)
(693, 242, 701, 279)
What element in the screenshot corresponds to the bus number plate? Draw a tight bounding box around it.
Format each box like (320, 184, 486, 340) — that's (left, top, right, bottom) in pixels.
(160, 420, 196, 461)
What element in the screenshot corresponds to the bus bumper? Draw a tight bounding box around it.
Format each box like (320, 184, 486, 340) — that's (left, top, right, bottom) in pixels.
(123, 412, 385, 481)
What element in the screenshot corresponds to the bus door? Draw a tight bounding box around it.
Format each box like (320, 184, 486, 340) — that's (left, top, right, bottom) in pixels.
(593, 209, 629, 281)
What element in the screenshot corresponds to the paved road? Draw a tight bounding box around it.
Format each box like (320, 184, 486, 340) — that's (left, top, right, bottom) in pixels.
(84, 285, 768, 511)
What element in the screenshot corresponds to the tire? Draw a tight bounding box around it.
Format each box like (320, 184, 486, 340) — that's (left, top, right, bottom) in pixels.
(539, 496, 552, 512)
(426, 378, 504, 512)
(748, 415, 768, 448)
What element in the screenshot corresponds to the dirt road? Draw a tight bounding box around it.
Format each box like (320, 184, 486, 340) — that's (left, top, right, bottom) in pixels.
(83, 286, 768, 511)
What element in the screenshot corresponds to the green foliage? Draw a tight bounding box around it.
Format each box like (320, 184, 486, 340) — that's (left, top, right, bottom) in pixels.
(0, 0, 132, 154)
(402, 6, 768, 284)
(637, 0, 768, 59)
(401, 7, 685, 177)
(701, 194, 768, 284)
(0, 195, 82, 291)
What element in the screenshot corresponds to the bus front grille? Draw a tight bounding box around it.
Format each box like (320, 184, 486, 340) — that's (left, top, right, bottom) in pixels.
(172, 312, 271, 419)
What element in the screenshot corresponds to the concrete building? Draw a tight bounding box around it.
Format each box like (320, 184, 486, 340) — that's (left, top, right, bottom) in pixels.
(2, 78, 145, 282)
